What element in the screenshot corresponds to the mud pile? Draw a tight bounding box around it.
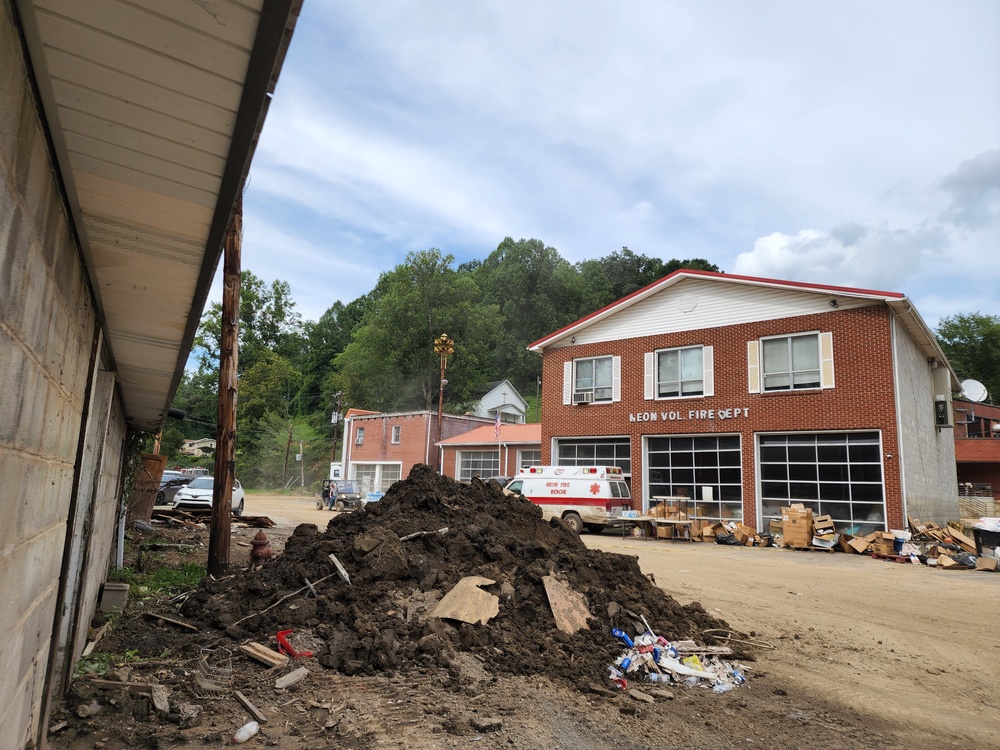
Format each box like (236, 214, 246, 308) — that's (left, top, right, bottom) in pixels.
(180, 465, 729, 688)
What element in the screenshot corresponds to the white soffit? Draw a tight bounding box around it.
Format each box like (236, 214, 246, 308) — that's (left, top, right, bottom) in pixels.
(16, 0, 298, 430)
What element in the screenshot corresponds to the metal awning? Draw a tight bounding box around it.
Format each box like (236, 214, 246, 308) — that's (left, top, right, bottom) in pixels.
(14, 0, 299, 430)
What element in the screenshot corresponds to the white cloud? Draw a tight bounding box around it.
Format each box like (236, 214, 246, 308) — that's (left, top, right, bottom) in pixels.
(232, 0, 1000, 328)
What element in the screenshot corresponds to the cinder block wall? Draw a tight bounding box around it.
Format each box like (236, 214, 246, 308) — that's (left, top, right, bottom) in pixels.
(892, 315, 959, 525)
(0, 3, 108, 743)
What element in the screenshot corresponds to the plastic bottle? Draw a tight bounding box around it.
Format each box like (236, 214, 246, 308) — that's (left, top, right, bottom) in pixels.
(713, 683, 735, 694)
(648, 672, 670, 684)
(731, 669, 746, 686)
(233, 721, 260, 744)
(611, 628, 634, 647)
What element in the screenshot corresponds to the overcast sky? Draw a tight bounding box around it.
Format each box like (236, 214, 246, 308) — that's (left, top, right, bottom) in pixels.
(231, 0, 999, 330)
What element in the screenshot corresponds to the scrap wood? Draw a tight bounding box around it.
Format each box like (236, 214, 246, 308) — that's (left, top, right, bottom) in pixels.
(399, 527, 449, 542)
(234, 690, 268, 723)
(142, 611, 199, 631)
(541, 575, 591, 634)
(945, 525, 977, 554)
(232, 573, 336, 626)
(327, 553, 351, 585)
(702, 629, 775, 650)
(241, 642, 290, 669)
(275, 666, 310, 690)
(82, 621, 111, 657)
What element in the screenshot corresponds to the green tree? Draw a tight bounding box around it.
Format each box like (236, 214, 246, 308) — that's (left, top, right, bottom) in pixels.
(936, 313, 1000, 402)
(472, 238, 582, 392)
(193, 270, 306, 377)
(336, 249, 501, 411)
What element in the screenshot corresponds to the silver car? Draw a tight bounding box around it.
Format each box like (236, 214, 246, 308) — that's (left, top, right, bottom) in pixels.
(172, 476, 245, 516)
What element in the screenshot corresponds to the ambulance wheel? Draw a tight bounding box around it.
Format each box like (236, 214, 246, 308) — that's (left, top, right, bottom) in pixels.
(584, 523, 606, 534)
(562, 512, 584, 535)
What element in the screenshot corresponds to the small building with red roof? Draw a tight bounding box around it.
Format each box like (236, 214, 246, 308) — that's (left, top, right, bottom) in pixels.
(437, 423, 543, 481)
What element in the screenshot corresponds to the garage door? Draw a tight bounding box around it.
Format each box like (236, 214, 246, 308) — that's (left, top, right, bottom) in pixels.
(758, 431, 885, 536)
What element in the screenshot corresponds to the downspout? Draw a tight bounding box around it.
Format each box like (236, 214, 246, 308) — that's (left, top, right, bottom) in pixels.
(343, 416, 353, 479)
(890, 313, 908, 528)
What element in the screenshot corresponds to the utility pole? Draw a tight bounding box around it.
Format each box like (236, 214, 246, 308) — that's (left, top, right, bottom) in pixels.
(282, 421, 293, 484)
(299, 441, 305, 487)
(208, 196, 241, 578)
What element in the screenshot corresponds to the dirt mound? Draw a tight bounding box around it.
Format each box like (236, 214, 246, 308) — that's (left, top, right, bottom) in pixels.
(180, 465, 729, 688)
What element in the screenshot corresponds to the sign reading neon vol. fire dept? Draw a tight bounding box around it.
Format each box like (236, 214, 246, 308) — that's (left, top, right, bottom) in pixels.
(628, 407, 749, 422)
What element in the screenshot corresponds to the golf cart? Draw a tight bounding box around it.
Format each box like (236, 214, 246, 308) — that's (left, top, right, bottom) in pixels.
(317, 479, 366, 511)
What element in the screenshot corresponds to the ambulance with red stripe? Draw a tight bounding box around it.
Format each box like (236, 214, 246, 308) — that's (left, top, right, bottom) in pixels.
(503, 466, 632, 534)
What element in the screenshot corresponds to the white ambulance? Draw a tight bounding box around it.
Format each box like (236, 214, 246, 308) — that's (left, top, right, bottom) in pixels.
(504, 466, 632, 534)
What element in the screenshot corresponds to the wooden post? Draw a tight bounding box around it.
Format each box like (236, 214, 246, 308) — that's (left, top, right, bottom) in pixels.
(208, 198, 241, 577)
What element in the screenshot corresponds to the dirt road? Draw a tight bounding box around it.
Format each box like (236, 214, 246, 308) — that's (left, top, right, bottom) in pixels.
(246, 492, 1000, 746)
(589, 536, 1000, 746)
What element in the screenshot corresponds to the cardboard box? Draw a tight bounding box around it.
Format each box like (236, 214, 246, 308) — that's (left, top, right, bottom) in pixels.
(975, 556, 998, 571)
(781, 507, 813, 547)
(812, 514, 835, 535)
(769, 519, 783, 535)
(656, 524, 673, 539)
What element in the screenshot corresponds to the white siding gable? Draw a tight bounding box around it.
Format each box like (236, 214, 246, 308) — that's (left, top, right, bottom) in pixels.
(555, 277, 877, 347)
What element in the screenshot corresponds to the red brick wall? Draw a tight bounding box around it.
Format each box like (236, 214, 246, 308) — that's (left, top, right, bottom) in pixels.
(540, 306, 902, 528)
(348, 413, 495, 477)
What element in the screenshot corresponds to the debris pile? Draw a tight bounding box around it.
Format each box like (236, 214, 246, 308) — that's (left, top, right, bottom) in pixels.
(605, 623, 749, 695)
(178, 464, 732, 688)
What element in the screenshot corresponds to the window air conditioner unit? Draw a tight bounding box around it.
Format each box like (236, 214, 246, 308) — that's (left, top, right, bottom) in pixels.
(573, 391, 593, 404)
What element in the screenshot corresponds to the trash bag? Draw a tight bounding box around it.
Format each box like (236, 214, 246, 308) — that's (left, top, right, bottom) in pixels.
(715, 533, 741, 546)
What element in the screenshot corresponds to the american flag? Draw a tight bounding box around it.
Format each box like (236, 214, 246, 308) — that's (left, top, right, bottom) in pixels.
(494, 410, 501, 439)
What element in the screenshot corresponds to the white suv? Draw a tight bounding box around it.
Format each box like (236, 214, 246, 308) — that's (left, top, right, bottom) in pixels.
(172, 476, 245, 516)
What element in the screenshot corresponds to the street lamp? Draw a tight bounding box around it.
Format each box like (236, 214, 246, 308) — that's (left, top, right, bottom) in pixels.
(433, 333, 455, 471)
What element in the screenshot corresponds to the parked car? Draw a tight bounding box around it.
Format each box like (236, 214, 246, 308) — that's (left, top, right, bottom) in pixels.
(156, 471, 193, 505)
(172, 476, 245, 516)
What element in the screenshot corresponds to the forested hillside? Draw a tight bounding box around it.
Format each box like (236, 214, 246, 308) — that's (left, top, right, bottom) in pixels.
(162, 239, 716, 485)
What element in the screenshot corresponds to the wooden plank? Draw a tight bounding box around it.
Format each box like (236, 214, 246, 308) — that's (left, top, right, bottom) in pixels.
(142, 611, 199, 631)
(275, 667, 310, 690)
(234, 691, 268, 724)
(240, 642, 289, 669)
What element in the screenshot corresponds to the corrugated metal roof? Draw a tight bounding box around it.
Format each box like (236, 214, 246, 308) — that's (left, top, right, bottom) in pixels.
(15, 0, 299, 429)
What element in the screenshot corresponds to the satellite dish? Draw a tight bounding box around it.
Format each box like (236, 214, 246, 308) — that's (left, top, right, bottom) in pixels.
(960, 379, 989, 403)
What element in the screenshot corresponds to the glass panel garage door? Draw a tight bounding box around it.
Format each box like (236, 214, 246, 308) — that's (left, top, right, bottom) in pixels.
(647, 435, 743, 522)
(556, 437, 631, 476)
(758, 432, 885, 536)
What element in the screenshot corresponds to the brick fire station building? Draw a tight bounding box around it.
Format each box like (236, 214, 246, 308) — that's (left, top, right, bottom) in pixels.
(529, 270, 961, 536)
